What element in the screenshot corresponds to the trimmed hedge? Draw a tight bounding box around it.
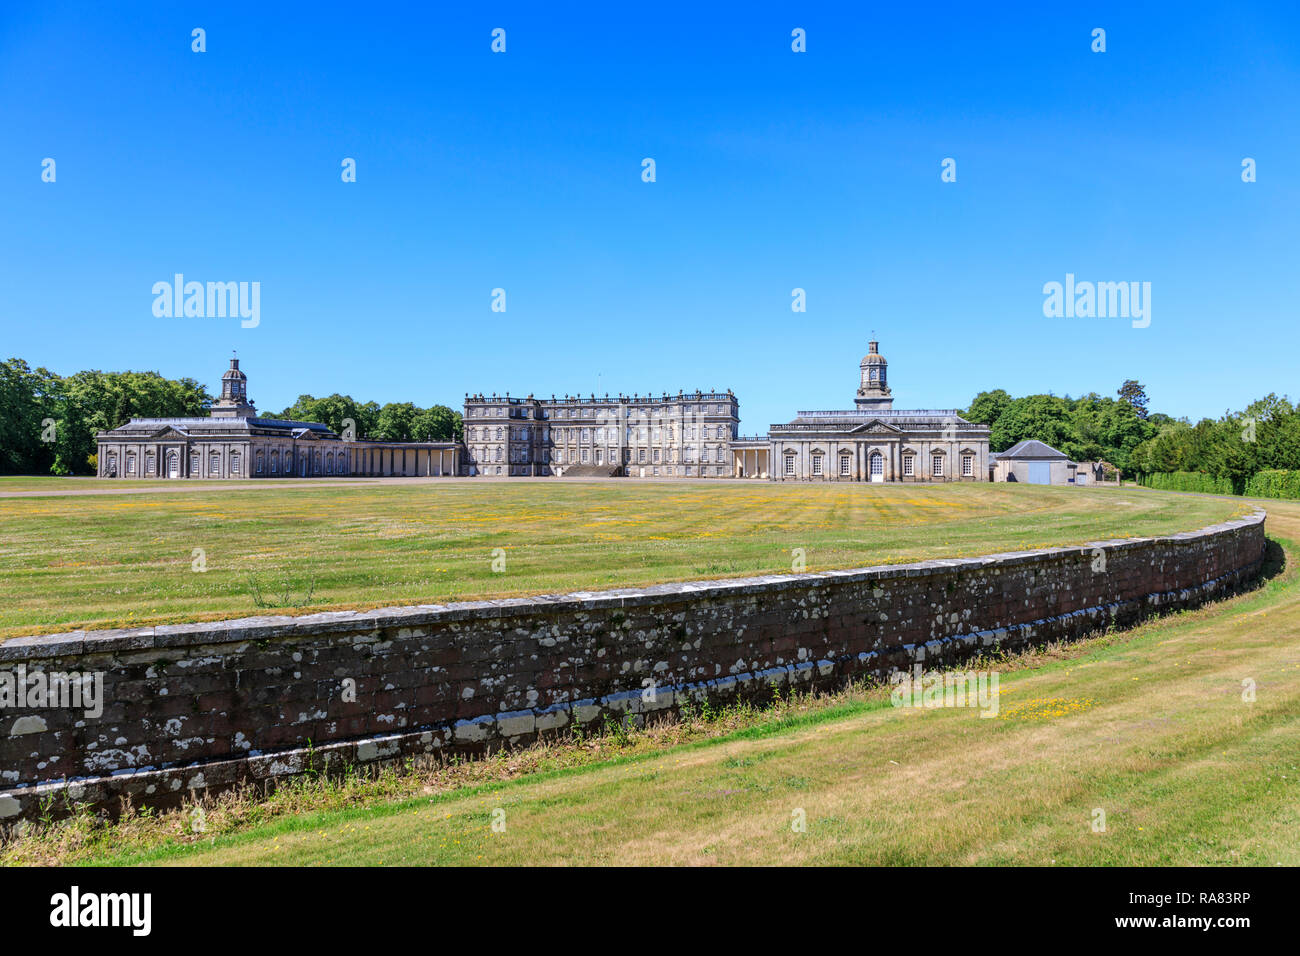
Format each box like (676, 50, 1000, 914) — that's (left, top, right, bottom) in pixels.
(1139, 471, 1234, 495)
(1244, 469, 1300, 500)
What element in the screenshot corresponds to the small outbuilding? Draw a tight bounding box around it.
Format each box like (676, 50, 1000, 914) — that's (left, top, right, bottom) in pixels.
(989, 439, 1078, 485)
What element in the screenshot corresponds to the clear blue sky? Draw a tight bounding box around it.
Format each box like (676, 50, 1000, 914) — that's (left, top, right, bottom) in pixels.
(3, 2, 1297, 431)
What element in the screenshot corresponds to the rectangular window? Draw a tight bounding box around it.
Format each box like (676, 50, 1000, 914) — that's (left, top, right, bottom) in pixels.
(581, 448, 590, 463)
(784, 455, 796, 476)
(638, 448, 646, 463)
(812, 454, 823, 476)
(932, 454, 944, 477)
(903, 454, 914, 477)
(840, 456, 852, 476)
(962, 454, 974, 477)
(231, 454, 241, 475)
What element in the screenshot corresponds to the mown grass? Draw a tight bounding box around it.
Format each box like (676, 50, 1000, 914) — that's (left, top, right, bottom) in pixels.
(0, 480, 1247, 639)
(5, 498, 1294, 868)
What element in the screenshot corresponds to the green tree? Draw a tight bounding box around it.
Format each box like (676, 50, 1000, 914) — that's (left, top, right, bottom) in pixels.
(963, 389, 1012, 428)
(988, 395, 1075, 453)
(1117, 380, 1149, 419)
(0, 359, 61, 474)
(411, 404, 460, 442)
(374, 402, 420, 442)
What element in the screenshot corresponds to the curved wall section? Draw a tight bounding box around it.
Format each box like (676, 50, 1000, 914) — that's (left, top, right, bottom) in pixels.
(0, 509, 1267, 820)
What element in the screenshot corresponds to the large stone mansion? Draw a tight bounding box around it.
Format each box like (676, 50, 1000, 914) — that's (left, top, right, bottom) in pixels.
(97, 342, 989, 482)
(462, 391, 739, 478)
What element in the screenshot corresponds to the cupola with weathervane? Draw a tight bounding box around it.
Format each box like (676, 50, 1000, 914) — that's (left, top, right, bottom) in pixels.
(854, 339, 893, 411)
(210, 355, 257, 419)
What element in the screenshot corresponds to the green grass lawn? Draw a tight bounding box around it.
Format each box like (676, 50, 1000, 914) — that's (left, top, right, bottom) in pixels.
(0, 479, 1248, 639)
(25, 497, 1294, 867)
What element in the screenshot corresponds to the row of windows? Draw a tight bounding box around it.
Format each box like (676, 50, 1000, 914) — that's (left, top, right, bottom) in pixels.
(465, 424, 738, 443)
(253, 449, 348, 475)
(551, 446, 731, 465)
(784, 451, 975, 478)
(107, 448, 361, 478)
(468, 403, 735, 420)
(110, 451, 244, 477)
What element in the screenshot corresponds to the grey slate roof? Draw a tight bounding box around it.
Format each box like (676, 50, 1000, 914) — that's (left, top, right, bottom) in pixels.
(98, 416, 337, 439)
(997, 439, 1070, 460)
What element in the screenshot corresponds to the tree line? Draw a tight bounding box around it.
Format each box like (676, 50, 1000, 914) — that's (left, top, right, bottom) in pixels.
(273, 394, 463, 445)
(962, 380, 1300, 492)
(0, 358, 463, 475)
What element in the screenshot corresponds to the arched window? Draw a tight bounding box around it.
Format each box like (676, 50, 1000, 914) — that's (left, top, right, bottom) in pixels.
(270, 451, 278, 474)
(256, 450, 265, 474)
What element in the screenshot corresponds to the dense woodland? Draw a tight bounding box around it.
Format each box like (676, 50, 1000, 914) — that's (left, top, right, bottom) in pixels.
(2, 358, 1297, 493)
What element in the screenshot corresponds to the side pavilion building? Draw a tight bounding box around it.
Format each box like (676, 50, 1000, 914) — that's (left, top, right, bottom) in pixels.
(766, 341, 990, 483)
(96, 358, 458, 479)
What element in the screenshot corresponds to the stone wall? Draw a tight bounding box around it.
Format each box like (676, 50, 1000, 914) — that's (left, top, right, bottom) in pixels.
(0, 509, 1267, 821)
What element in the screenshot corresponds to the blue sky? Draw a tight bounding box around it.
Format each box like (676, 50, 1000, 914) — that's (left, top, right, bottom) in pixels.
(3, 1, 1298, 431)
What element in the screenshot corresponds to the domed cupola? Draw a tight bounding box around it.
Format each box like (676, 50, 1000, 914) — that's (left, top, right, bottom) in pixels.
(211, 356, 257, 419)
(855, 340, 893, 411)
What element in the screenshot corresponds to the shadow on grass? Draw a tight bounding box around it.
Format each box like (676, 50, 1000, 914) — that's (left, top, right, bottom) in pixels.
(1259, 537, 1288, 585)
